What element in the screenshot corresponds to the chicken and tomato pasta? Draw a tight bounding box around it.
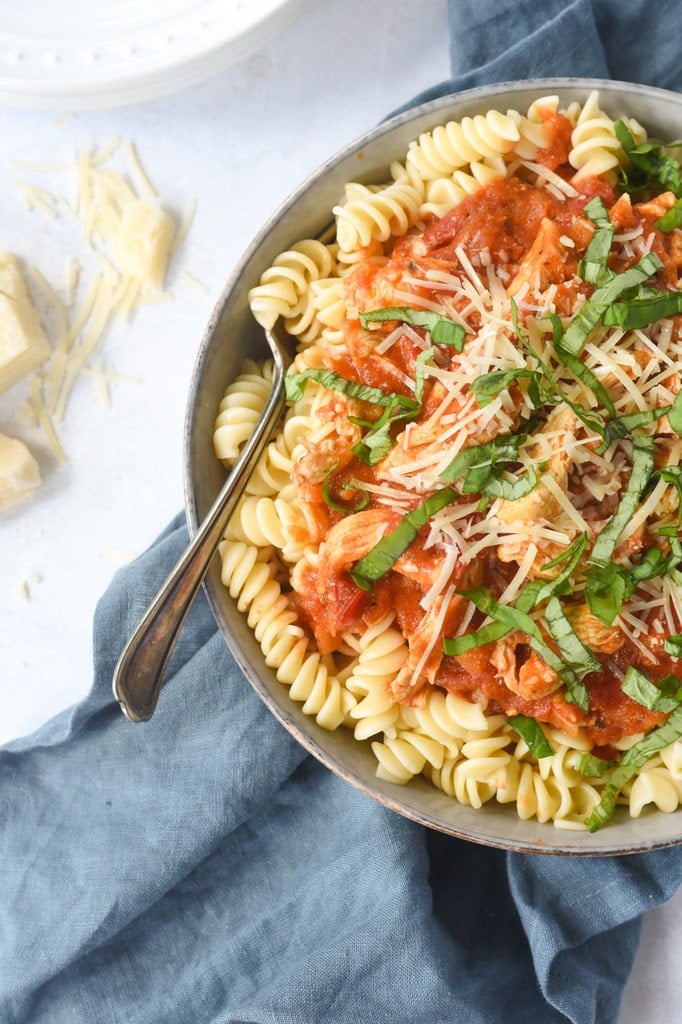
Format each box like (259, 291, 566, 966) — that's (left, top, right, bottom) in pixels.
(214, 91, 682, 831)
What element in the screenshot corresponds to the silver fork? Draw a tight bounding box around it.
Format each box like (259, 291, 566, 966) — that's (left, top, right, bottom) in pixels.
(112, 321, 295, 722)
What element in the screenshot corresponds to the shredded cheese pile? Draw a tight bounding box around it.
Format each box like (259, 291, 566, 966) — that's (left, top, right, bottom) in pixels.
(11, 138, 197, 465)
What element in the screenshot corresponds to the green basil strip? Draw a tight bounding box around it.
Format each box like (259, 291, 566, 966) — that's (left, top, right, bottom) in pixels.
(602, 290, 682, 331)
(445, 536, 588, 658)
(669, 390, 682, 437)
(656, 198, 682, 232)
(665, 634, 682, 658)
(588, 434, 656, 568)
(285, 367, 418, 411)
(517, 533, 588, 612)
(350, 486, 459, 591)
(440, 425, 534, 490)
(550, 324, 617, 419)
(584, 562, 628, 626)
(544, 597, 596, 711)
(585, 543, 679, 626)
(457, 587, 538, 635)
(656, 465, 682, 520)
(508, 715, 555, 758)
(658, 674, 682, 700)
(443, 619, 510, 656)
(576, 752, 617, 778)
(478, 466, 539, 501)
(444, 536, 585, 663)
(470, 367, 546, 409)
(322, 470, 369, 514)
(578, 196, 615, 287)
(350, 396, 416, 466)
(602, 405, 671, 448)
(586, 704, 682, 831)
(457, 587, 591, 712)
(359, 306, 466, 351)
(545, 597, 601, 676)
(621, 665, 682, 713)
(614, 120, 682, 197)
(560, 253, 664, 356)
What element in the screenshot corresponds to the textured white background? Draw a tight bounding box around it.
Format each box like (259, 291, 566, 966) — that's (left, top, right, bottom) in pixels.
(0, 2, 679, 1020)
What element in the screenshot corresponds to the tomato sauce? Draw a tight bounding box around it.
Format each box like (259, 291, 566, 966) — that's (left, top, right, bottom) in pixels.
(437, 636, 681, 744)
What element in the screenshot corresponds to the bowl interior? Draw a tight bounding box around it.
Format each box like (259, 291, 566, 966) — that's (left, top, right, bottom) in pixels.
(184, 77, 682, 854)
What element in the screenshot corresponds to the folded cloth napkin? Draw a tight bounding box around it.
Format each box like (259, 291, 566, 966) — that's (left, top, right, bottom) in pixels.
(3, 2, 682, 1022)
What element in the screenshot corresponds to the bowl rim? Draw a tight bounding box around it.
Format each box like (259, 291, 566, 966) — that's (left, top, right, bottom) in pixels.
(184, 76, 682, 855)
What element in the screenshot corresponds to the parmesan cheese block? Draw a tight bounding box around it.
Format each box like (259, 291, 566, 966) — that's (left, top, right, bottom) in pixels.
(114, 198, 175, 290)
(0, 433, 41, 510)
(0, 254, 51, 394)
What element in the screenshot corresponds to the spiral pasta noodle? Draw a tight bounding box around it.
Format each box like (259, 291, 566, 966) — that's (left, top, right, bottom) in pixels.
(405, 110, 520, 182)
(333, 174, 423, 256)
(568, 89, 647, 180)
(213, 359, 274, 464)
(248, 239, 337, 330)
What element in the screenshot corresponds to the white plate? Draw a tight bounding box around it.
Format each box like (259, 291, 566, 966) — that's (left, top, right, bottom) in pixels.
(0, 0, 307, 110)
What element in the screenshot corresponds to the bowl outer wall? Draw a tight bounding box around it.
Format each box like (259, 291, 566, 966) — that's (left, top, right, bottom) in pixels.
(183, 77, 682, 854)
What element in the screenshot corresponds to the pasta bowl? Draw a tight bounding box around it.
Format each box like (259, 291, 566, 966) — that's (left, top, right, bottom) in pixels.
(184, 78, 682, 854)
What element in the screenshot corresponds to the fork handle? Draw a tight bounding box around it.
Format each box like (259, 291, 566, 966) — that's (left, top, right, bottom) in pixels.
(112, 382, 285, 722)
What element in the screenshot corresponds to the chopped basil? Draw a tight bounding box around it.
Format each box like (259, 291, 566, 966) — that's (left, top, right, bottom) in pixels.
(285, 367, 417, 410)
(470, 366, 545, 409)
(545, 596, 600, 677)
(514, 306, 611, 440)
(614, 120, 682, 197)
(560, 253, 664, 356)
(350, 486, 459, 590)
(518, 534, 588, 611)
(359, 306, 466, 350)
(322, 470, 369, 514)
(601, 405, 671, 449)
(553, 337, 617, 419)
(285, 362, 425, 469)
(350, 396, 416, 465)
(578, 196, 615, 287)
(669, 390, 682, 437)
(664, 634, 682, 658)
(584, 562, 627, 626)
(443, 619, 510, 656)
(576, 752, 617, 778)
(455, 587, 592, 712)
(508, 715, 555, 758)
(656, 198, 682, 232)
(621, 665, 682, 713)
(479, 466, 539, 501)
(588, 434, 655, 568)
(440, 422, 539, 498)
(585, 544, 679, 626)
(351, 342, 452, 465)
(602, 290, 682, 330)
(656, 465, 682, 519)
(658, 674, 682, 700)
(586, 704, 682, 831)
(329, 304, 475, 466)
(444, 535, 588, 657)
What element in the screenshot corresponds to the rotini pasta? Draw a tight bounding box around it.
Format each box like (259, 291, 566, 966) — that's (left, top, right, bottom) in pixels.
(215, 90, 682, 832)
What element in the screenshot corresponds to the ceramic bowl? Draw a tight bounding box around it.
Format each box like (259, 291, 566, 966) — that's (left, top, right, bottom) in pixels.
(183, 78, 682, 854)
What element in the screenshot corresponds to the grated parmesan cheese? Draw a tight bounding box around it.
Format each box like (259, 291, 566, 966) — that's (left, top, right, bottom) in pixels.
(0, 254, 52, 394)
(0, 432, 40, 510)
(8, 137, 188, 468)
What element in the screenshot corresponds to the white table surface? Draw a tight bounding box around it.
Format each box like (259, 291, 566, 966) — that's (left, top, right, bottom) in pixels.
(0, 1, 679, 1019)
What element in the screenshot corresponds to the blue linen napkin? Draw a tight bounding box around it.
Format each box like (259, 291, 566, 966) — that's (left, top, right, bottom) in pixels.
(3, 2, 682, 1022)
